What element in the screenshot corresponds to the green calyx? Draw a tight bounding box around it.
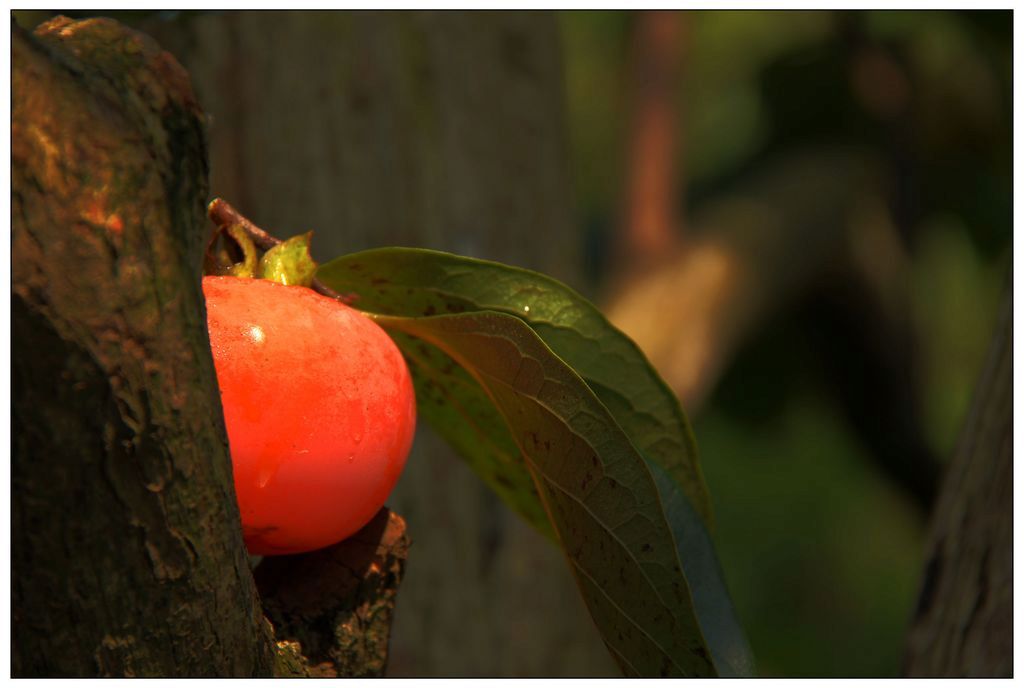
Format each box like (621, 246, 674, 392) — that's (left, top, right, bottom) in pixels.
(259, 232, 317, 287)
(204, 224, 317, 287)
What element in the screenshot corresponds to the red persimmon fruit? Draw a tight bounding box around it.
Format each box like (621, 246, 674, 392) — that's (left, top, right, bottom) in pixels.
(203, 275, 416, 555)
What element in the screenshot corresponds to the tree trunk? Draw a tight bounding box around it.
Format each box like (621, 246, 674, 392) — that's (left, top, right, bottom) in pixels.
(12, 17, 275, 676)
(13, 15, 410, 677)
(904, 282, 1012, 676)
(139, 10, 615, 676)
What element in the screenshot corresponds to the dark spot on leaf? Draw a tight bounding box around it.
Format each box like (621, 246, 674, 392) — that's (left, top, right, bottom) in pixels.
(405, 288, 414, 295)
(591, 455, 597, 467)
(447, 302, 466, 313)
(695, 647, 711, 663)
(424, 305, 437, 316)
(641, 543, 653, 553)
(370, 277, 389, 285)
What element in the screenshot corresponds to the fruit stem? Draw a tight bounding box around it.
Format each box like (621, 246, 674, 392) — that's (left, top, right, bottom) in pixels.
(209, 198, 280, 252)
(208, 198, 357, 305)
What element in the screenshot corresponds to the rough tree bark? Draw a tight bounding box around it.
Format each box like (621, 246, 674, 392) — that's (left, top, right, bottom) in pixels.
(904, 283, 1012, 677)
(12, 17, 275, 676)
(13, 16, 408, 677)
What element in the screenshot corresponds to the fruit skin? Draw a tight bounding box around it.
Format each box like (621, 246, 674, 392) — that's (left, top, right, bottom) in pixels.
(202, 276, 416, 555)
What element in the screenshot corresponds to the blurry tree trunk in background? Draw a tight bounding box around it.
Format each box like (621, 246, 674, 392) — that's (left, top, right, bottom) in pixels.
(904, 284, 1012, 677)
(12, 18, 275, 676)
(140, 10, 615, 677)
(619, 10, 686, 272)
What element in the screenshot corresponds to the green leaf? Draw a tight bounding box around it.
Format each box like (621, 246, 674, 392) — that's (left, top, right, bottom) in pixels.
(372, 310, 736, 676)
(258, 231, 317, 287)
(316, 247, 714, 528)
(388, 328, 554, 537)
(644, 459, 756, 677)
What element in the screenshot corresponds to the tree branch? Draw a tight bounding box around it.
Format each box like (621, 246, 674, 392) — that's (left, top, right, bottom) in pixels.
(620, 11, 686, 270)
(258, 508, 411, 677)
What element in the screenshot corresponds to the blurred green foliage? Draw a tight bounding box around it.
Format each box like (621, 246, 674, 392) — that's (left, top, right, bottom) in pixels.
(699, 401, 924, 676)
(561, 10, 1010, 677)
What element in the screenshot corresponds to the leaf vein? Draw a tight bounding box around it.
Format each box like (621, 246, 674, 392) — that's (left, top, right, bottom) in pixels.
(475, 368, 682, 610)
(562, 505, 687, 676)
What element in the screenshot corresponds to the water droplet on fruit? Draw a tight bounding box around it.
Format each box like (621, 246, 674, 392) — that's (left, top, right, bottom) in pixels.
(347, 454, 355, 464)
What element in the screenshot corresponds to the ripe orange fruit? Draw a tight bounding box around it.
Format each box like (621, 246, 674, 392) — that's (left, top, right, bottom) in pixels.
(203, 276, 416, 555)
